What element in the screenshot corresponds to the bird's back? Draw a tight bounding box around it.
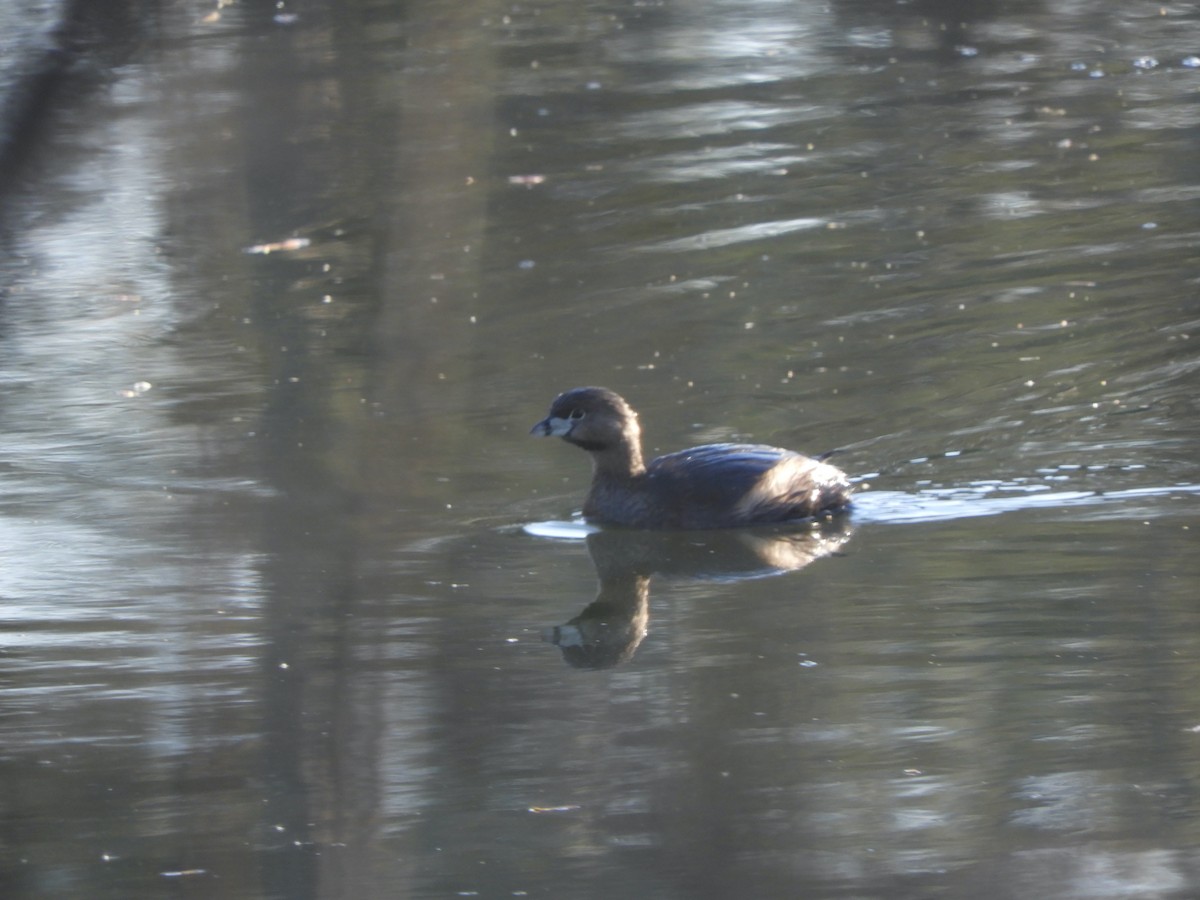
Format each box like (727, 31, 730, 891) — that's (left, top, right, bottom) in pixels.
(616, 443, 850, 529)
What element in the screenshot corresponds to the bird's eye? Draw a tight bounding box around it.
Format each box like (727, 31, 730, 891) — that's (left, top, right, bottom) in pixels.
(568, 408, 586, 420)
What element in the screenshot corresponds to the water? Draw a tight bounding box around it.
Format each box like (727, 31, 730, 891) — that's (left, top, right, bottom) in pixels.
(1, 0, 1198, 897)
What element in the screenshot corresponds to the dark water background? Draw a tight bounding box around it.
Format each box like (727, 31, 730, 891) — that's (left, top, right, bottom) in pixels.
(1, 0, 1198, 897)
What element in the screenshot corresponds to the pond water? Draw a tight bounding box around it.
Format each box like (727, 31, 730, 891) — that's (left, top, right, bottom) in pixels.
(1, 0, 1198, 897)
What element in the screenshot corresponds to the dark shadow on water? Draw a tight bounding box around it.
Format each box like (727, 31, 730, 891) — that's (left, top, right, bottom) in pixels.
(541, 520, 853, 669)
(0, 0, 149, 198)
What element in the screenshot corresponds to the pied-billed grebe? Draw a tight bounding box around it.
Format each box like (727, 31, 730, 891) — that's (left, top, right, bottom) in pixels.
(531, 386, 852, 529)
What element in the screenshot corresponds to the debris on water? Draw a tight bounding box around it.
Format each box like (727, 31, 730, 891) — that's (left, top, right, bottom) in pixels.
(244, 237, 310, 255)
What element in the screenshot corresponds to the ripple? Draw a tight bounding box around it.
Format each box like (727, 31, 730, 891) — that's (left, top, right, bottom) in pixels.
(522, 520, 599, 540)
(851, 483, 1200, 525)
(641, 216, 827, 253)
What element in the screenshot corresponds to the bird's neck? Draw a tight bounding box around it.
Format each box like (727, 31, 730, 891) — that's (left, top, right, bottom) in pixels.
(591, 429, 646, 480)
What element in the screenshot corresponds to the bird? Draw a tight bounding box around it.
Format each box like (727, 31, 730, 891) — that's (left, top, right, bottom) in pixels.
(531, 386, 852, 529)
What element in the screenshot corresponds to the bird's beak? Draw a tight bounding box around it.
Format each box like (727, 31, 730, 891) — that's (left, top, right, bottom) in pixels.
(531, 415, 572, 437)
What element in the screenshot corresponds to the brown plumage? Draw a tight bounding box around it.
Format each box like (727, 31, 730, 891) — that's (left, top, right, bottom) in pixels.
(531, 387, 851, 529)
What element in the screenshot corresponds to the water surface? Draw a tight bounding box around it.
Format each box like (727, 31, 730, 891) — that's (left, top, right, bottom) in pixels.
(1, 0, 1198, 897)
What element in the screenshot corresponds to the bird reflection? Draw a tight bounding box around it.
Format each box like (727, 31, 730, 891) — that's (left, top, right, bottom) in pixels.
(542, 519, 852, 669)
